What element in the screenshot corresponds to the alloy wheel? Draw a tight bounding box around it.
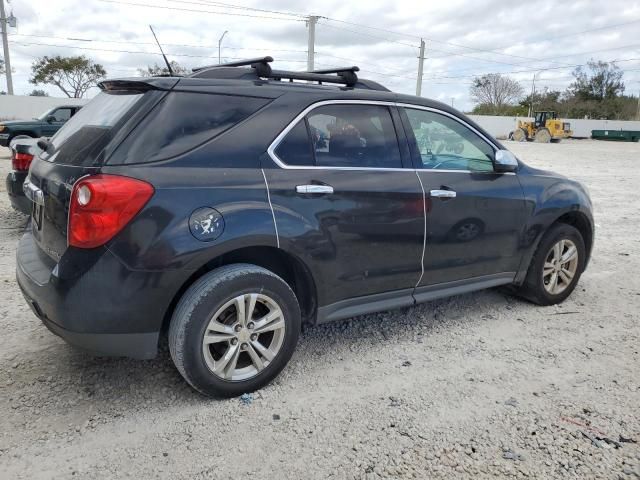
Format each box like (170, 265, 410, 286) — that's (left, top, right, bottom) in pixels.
(542, 239, 579, 295)
(202, 293, 286, 381)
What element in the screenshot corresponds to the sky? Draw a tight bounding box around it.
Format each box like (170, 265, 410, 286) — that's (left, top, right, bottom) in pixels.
(4, 0, 640, 111)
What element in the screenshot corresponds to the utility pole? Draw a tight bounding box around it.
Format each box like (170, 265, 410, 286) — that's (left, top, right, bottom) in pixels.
(218, 30, 228, 64)
(306, 15, 319, 71)
(527, 72, 539, 118)
(416, 38, 425, 96)
(0, 0, 13, 95)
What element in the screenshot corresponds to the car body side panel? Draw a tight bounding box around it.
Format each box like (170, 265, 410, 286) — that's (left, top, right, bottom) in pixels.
(262, 160, 424, 308)
(417, 170, 527, 285)
(101, 163, 277, 273)
(513, 165, 594, 283)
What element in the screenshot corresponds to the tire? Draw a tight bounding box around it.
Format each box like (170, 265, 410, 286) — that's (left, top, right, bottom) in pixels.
(168, 264, 301, 398)
(512, 128, 527, 142)
(516, 223, 586, 305)
(534, 128, 552, 143)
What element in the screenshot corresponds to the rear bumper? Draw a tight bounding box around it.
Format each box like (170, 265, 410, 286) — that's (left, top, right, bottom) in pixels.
(6, 171, 31, 215)
(15, 230, 182, 360)
(27, 297, 158, 359)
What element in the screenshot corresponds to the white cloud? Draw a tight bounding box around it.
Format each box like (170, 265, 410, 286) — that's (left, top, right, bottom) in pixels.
(2, 0, 639, 110)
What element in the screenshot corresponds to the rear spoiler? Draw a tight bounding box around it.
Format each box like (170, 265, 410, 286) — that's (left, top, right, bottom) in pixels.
(98, 78, 179, 92)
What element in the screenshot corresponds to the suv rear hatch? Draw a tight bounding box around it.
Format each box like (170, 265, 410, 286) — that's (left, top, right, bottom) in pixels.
(25, 81, 172, 262)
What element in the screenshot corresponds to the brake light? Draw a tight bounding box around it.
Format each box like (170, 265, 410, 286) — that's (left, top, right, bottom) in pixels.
(68, 174, 154, 248)
(12, 152, 34, 171)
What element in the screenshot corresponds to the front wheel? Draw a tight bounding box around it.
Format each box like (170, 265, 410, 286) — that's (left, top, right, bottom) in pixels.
(516, 224, 586, 305)
(169, 264, 301, 397)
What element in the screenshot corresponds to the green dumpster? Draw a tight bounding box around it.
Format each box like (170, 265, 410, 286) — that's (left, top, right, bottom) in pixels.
(591, 130, 640, 142)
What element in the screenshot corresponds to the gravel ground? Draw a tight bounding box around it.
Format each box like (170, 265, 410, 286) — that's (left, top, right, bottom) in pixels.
(0, 139, 638, 479)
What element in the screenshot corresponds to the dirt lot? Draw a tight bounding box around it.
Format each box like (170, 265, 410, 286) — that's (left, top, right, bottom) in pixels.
(0, 139, 638, 479)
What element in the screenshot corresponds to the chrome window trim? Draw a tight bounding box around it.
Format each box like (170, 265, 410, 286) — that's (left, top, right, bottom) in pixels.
(266, 99, 513, 174)
(396, 103, 501, 152)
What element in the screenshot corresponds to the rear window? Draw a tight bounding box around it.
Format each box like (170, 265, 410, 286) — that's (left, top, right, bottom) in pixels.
(45, 91, 143, 166)
(110, 92, 270, 164)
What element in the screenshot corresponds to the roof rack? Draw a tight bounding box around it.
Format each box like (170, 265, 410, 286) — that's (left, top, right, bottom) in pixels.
(192, 56, 274, 77)
(189, 56, 388, 91)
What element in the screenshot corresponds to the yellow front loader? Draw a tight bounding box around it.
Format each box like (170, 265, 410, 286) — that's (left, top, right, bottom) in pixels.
(511, 111, 572, 143)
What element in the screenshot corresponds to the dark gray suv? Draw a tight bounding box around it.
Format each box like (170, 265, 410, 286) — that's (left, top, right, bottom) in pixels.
(16, 57, 593, 397)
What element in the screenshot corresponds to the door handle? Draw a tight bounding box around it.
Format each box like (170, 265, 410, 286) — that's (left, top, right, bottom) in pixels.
(296, 185, 334, 194)
(430, 189, 456, 199)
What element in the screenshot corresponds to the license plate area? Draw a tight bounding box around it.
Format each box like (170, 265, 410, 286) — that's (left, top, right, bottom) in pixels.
(24, 179, 45, 231)
(32, 201, 43, 230)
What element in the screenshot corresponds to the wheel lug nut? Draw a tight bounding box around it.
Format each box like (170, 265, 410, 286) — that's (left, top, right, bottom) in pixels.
(234, 324, 242, 332)
(241, 343, 247, 350)
(231, 338, 238, 345)
(247, 322, 254, 329)
(250, 334, 257, 341)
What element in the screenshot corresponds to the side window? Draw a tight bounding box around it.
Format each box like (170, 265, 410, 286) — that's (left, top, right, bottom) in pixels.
(52, 108, 73, 122)
(274, 121, 313, 166)
(306, 104, 402, 168)
(404, 108, 494, 172)
(113, 92, 269, 164)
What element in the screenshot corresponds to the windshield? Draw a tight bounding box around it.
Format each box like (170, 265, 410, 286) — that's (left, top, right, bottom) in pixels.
(36, 108, 55, 121)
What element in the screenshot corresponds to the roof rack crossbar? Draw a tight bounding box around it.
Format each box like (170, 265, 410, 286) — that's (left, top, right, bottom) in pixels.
(190, 57, 375, 89)
(270, 69, 358, 87)
(192, 56, 273, 73)
(310, 66, 359, 75)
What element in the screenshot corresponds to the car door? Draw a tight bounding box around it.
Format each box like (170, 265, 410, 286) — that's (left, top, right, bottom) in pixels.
(263, 101, 425, 321)
(399, 106, 526, 291)
(42, 107, 73, 136)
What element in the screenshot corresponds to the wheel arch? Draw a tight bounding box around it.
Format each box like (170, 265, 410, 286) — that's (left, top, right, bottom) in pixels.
(553, 210, 593, 264)
(161, 246, 318, 334)
(515, 208, 594, 285)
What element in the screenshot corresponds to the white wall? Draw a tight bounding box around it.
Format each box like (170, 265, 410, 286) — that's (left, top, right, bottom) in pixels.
(0, 95, 88, 120)
(470, 114, 640, 138)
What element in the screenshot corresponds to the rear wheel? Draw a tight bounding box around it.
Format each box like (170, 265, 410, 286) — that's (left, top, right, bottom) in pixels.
(534, 128, 552, 143)
(169, 264, 301, 397)
(516, 224, 585, 305)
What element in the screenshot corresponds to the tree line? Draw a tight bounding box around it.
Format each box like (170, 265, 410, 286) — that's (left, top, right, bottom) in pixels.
(469, 60, 638, 120)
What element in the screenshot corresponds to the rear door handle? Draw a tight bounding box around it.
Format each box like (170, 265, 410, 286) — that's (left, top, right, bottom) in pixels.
(430, 189, 456, 199)
(296, 185, 334, 194)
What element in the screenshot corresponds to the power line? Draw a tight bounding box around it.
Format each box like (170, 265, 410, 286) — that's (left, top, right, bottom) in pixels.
(320, 16, 640, 65)
(424, 57, 640, 81)
(10, 40, 309, 63)
(165, 0, 306, 18)
(425, 43, 640, 78)
(97, 0, 306, 21)
(8, 32, 308, 53)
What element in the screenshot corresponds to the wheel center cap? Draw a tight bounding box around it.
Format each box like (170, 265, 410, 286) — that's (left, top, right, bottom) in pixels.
(238, 329, 250, 343)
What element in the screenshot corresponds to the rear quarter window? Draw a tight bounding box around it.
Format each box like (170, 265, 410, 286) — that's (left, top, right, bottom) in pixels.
(110, 92, 270, 165)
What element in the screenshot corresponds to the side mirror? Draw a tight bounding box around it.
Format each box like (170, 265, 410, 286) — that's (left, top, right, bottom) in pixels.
(46, 115, 56, 124)
(494, 150, 518, 173)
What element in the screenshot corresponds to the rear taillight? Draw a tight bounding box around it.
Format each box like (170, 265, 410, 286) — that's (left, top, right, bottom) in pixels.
(12, 152, 34, 171)
(68, 174, 154, 248)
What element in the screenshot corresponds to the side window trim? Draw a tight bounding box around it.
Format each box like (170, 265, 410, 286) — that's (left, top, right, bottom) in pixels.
(302, 117, 317, 167)
(268, 100, 411, 172)
(389, 106, 414, 169)
(267, 100, 504, 172)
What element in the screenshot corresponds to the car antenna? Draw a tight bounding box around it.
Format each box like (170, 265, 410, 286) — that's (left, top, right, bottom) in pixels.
(149, 25, 174, 76)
